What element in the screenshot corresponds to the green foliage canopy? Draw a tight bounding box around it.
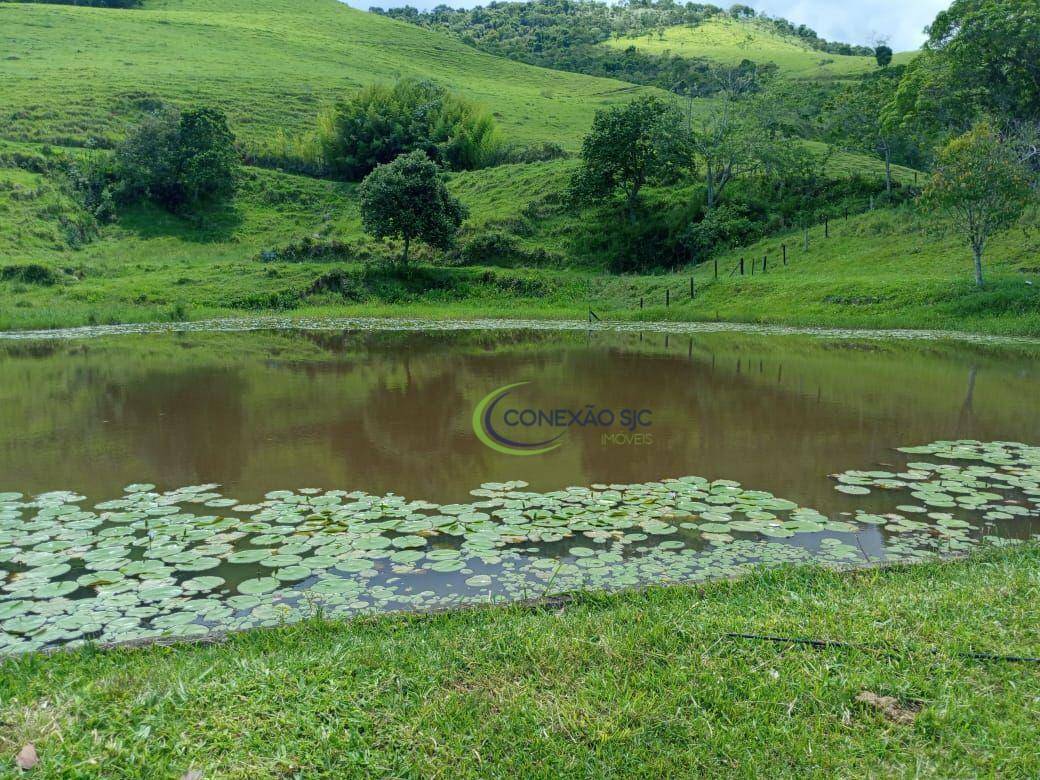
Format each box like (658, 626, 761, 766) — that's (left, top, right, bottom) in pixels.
(572, 95, 680, 220)
(893, 0, 1040, 138)
(114, 106, 238, 212)
(358, 150, 469, 265)
(923, 121, 1032, 287)
(320, 79, 503, 181)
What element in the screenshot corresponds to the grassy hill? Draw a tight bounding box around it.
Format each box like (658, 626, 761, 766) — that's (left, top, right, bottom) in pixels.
(2, 0, 1036, 337)
(0, 0, 649, 150)
(604, 17, 916, 81)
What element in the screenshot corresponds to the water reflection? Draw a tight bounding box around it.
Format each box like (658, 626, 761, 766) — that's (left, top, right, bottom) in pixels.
(0, 329, 1038, 513)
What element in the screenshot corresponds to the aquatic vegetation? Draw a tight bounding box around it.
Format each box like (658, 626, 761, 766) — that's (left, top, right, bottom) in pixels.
(1, 440, 1038, 655)
(1, 316, 1039, 346)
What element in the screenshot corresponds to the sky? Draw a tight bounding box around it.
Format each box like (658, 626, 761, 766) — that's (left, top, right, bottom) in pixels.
(345, 0, 950, 51)
(749, 0, 948, 50)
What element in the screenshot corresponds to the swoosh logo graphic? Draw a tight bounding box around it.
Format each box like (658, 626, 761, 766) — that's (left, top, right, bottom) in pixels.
(472, 382, 564, 456)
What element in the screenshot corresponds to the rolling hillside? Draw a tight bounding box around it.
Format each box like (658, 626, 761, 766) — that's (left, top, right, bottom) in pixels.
(4, 0, 1034, 337)
(0, 0, 649, 149)
(604, 17, 916, 81)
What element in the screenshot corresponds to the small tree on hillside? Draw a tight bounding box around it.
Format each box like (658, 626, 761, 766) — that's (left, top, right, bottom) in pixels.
(571, 95, 679, 222)
(358, 150, 468, 266)
(874, 44, 893, 68)
(683, 76, 756, 212)
(825, 73, 905, 193)
(923, 121, 1032, 288)
(114, 106, 238, 211)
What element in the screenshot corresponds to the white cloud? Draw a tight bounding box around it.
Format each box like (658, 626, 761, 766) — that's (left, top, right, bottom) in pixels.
(343, 0, 950, 52)
(749, 0, 948, 50)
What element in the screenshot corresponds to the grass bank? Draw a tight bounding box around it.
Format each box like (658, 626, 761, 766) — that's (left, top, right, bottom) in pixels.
(2, 145, 1036, 336)
(2, 545, 1039, 777)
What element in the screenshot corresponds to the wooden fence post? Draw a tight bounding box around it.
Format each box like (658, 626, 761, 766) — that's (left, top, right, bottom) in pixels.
(824, 217, 829, 239)
(640, 296, 644, 310)
(714, 257, 718, 279)
(782, 244, 787, 265)
(690, 277, 695, 299)
(740, 257, 745, 275)
(762, 255, 767, 273)
(666, 288, 670, 307)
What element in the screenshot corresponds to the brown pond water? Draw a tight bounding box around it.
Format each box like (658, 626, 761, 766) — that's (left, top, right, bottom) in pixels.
(2, 327, 1038, 514)
(1, 326, 1039, 652)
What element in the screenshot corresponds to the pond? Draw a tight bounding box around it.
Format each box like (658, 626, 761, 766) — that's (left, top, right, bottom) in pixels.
(2, 322, 1039, 654)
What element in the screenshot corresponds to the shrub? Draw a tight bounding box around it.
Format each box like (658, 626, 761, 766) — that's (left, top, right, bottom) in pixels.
(113, 106, 238, 211)
(459, 230, 522, 263)
(319, 79, 504, 180)
(0, 264, 61, 285)
(681, 204, 759, 262)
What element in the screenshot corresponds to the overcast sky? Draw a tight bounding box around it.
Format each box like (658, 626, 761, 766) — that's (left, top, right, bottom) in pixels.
(347, 0, 950, 51)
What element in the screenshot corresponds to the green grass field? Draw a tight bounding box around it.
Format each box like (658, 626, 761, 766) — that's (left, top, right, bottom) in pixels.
(604, 17, 916, 80)
(0, 0, 649, 150)
(2, 544, 1038, 777)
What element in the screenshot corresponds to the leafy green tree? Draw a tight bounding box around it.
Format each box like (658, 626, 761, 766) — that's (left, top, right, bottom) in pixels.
(320, 79, 503, 180)
(358, 150, 468, 266)
(572, 95, 679, 221)
(874, 44, 893, 68)
(892, 0, 1040, 137)
(825, 72, 908, 193)
(682, 79, 756, 211)
(114, 106, 238, 211)
(923, 121, 1032, 287)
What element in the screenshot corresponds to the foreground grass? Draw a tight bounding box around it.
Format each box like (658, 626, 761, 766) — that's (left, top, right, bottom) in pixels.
(1, 546, 1039, 777)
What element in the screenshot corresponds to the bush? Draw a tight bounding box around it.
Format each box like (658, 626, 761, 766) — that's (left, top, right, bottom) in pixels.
(458, 230, 522, 263)
(0, 264, 61, 285)
(455, 230, 565, 266)
(319, 79, 504, 180)
(113, 106, 239, 211)
(499, 142, 569, 165)
(681, 204, 758, 261)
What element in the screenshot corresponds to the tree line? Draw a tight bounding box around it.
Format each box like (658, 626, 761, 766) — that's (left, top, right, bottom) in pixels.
(373, 1, 873, 96)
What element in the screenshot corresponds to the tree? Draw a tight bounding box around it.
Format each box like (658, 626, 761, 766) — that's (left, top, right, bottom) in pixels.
(358, 150, 468, 266)
(683, 77, 756, 211)
(892, 0, 1040, 138)
(571, 95, 679, 221)
(923, 121, 1032, 287)
(926, 0, 1040, 121)
(114, 106, 238, 211)
(825, 72, 908, 193)
(874, 44, 893, 68)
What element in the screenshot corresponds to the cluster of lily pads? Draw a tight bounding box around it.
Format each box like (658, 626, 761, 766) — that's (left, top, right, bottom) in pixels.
(2, 439, 1038, 655)
(831, 440, 1040, 554)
